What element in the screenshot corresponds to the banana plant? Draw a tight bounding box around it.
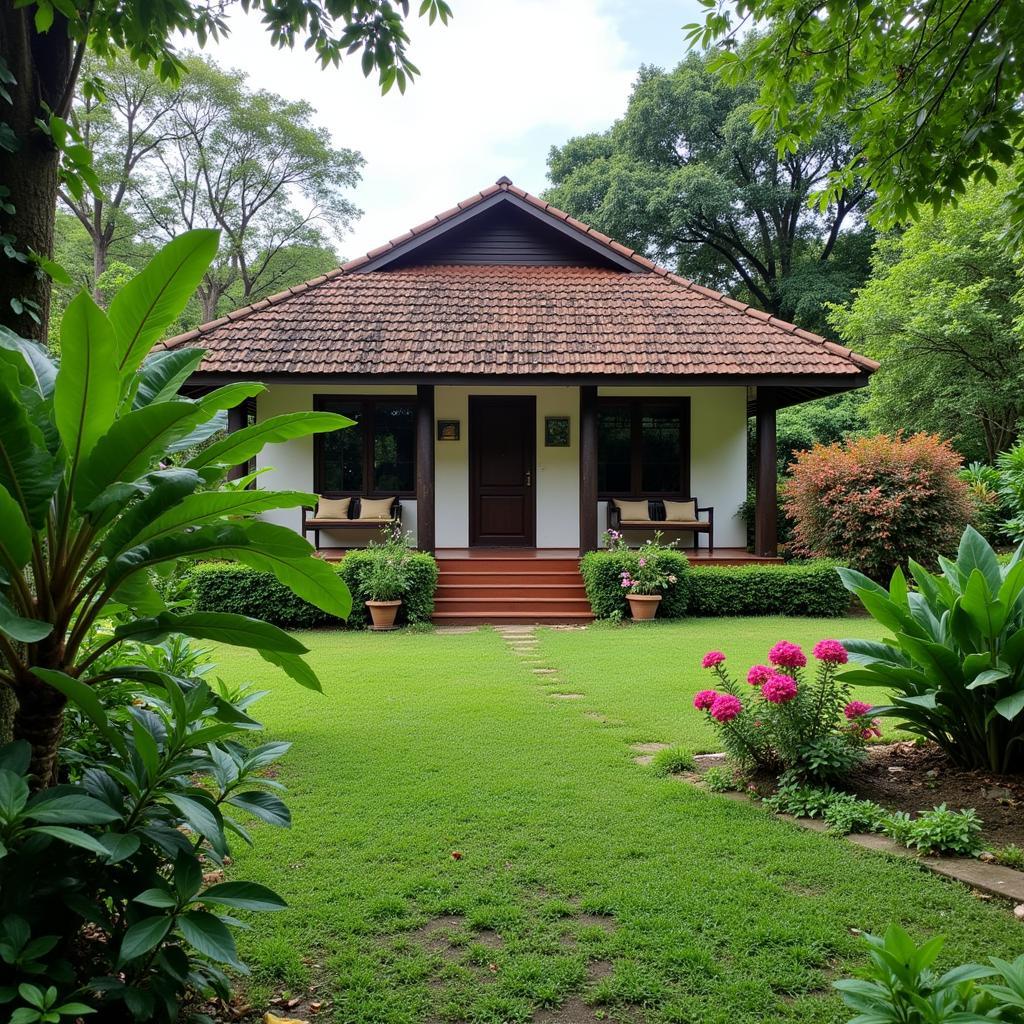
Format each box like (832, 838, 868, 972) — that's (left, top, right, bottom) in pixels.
(839, 526, 1024, 773)
(0, 229, 352, 787)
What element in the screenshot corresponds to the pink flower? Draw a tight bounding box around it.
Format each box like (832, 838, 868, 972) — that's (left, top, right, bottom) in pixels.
(638, 557, 647, 567)
(747, 664, 772, 687)
(693, 689, 718, 711)
(844, 700, 873, 720)
(761, 672, 798, 704)
(813, 639, 848, 664)
(710, 693, 742, 722)
(620, 580, 631, 588)
(861, 722, 882, 740)
(769, 641, 807, 669)
(701, 651, 726, 669)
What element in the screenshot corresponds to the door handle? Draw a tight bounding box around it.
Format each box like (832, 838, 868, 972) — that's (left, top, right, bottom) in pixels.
(526, 471, 532, 487)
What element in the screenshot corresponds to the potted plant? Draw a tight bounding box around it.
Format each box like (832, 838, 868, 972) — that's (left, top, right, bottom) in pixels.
(615, 532, 679, 620)
(362, 523, 414, 630)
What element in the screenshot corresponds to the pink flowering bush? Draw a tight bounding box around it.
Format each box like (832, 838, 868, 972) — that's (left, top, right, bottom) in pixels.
(607, 530, 681, 596)
(693, 640, 872, 782)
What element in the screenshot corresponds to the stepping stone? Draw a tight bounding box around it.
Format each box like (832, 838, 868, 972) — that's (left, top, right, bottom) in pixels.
(532, 668, 556, 675)
(630, 742, 670, 754)
(550, 692, 584, 700)
(633, 755, 653, 766)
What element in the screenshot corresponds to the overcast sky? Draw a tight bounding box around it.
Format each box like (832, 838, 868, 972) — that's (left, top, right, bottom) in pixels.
(211, 0, 703, 259)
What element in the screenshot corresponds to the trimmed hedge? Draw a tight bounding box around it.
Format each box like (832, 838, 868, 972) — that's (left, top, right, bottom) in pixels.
(187, 552, 438, 630)
(578, 553, 848, 619)
(687, 560, 849, 617)
(580, 549, 691, 620)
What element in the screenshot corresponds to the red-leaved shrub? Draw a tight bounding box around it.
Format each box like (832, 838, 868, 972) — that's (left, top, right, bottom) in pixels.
(783, 433, 973, 579)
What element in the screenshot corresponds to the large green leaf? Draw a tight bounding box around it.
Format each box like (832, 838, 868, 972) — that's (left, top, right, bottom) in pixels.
(237, 547, 352, 619)
(115, 610, 308, 655)
(109, 229, 220, 376)
(258, 648, 323, 692)
(74, 401, 204, 509)
(118, 915, 173, 964)
(101, 469, 204, 558)
(25, 825, 112, 857)
(120, 490, 316, 552)
(25, 789, 123, 825)
(193, 382, 265, 417)
(960, 568, 1006, 638)
(0, 326, 57, 396)
(177, 909, 240, 967)
(957, 525, 1003, 595)
(995, 690, 1024, 722)
(0, 594, 52, 644)
(199, 880, 287, 911)
(0, 484, 32, 570)
(188, 411, 354, 471)
(133, 348, 206, 409)
(54, 291, 120, 466)
(0, 377, 62, 528)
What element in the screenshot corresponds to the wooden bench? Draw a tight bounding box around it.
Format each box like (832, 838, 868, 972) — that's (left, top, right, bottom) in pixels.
(608, 498, 714, 553)
(302, 497, 402, 551)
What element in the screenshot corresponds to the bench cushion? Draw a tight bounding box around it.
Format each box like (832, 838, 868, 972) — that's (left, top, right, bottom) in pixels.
(359, 496, 395, 520)
(308, 517, 397, 527)
(620, 519, 706, 528)
(613, 499, 652, 522)
(663, 499, 697, 522)
(317, 496, 351, 519)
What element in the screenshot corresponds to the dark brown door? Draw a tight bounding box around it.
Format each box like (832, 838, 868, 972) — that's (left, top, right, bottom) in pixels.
(469, 395, 536, 546)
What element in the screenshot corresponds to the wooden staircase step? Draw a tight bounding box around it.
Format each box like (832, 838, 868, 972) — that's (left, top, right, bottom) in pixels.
(437, 583, 587, 599)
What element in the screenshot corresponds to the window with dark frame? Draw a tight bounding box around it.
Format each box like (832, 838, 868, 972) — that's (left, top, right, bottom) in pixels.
(596, 397, 690, 497)
(314, 395, 416, 496)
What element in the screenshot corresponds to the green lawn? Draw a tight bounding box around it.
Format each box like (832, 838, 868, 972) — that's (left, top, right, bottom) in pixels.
(533, 617, 894, 750)
(212, 621, 1024, 1024)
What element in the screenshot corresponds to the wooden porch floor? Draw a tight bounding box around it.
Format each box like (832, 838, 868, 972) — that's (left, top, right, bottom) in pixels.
(318, 546, 780, 566)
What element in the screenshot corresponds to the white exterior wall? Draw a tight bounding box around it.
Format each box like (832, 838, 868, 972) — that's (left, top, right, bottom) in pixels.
(255, 383, 417, 550)
(434, 385, 580, 548)
(596, 385, 748, 549)
(253, 382, 748, 550)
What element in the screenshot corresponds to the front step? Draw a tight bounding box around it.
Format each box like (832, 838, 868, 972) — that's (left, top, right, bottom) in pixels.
(432, 553, 593, 624)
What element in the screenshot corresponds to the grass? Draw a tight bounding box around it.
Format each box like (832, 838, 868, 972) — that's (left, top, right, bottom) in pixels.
(212, 620, 1024, 1024)
(534, 617, 894, 749)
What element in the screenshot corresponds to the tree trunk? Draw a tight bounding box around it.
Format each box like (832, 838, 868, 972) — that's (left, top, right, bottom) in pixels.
(13, 680, 66, 788)
(0, 684, 16, 746)
(0, 7, 77, 341)
(93, 219, 108, 301)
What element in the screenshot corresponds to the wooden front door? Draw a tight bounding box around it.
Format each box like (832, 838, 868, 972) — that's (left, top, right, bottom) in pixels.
(469, 395, 536, 546)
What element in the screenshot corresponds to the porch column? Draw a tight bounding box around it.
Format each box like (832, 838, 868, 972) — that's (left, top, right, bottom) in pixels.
(579, 385, 598, 553)
(225, 403, 248, 482)
(754, 391, 778, 557)
(416, 384, 435, 553)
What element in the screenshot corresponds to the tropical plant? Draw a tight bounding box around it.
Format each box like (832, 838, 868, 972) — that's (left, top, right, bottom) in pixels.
(833, 924, 1024, 1024)
(784, 433, 974, 579)
(0, 671, 295, 1021)
(694, 639, 868, 782)
(997, 441, 1024, 544)
(960, 462, 1013, 545)
(0, 228, 352, 784)
(839, 527, 1024, 773)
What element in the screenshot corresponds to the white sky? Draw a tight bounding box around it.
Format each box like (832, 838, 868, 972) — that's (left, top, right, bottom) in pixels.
(211, 0, 703, 259)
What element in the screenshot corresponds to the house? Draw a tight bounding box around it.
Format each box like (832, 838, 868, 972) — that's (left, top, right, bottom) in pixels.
(163, 177, 876, 620)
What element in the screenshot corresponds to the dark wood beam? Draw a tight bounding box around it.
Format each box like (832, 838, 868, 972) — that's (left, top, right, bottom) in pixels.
(755, 392, 778, 557)
(579, 385, 598, 553)
(225, 403, 248, 481)
(416, 384, 435, 553)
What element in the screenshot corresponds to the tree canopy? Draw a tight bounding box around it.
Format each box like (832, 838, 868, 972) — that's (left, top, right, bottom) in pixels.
(0, 0, 450, 337)
(545, 46, 873, 334)
(686, 0, 1024, 239)
(828, 171, 1024, 463)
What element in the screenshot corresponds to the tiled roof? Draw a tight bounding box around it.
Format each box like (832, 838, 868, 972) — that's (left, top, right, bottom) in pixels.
(162, 179, 877, 379)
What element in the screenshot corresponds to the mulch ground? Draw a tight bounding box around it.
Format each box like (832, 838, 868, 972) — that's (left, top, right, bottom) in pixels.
(845, 742, 1024, 848)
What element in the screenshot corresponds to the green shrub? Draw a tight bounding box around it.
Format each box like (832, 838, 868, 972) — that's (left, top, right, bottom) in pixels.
(990, 843, 1024, 869)
(822, 793, 886, 835)
(189, 552, 439, 630)
(840, 527, 1024, 773)
(649, 746, 695, 776)
(763, 782, 837, 818)
(579, 549, 690, 620)
(882, 805, 983, 855)
(702, 765, 739, 792)
(687, 560, 849, 617)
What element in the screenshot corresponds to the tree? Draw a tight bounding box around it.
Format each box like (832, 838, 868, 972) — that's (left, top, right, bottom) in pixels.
(60, 54, 179, 298)
(0, 0, 451, 339)
(545, 47, 873, 333)
(686, 0, 1024, 239)
(131, 55, 361, 322)
(0, 229, 354, 785)
(828, 173, 1024, 463)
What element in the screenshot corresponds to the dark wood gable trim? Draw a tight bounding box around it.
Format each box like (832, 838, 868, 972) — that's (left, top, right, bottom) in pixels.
(351, 192, 645, 274)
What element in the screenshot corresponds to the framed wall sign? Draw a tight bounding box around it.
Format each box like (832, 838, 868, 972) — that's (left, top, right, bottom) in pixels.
(544, 416, 570, 447)
(437, 419, 460, 441)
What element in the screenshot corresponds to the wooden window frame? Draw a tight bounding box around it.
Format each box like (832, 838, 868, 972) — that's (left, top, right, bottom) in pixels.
(596, 396, 691, 499)
(313, 394, 417, 498)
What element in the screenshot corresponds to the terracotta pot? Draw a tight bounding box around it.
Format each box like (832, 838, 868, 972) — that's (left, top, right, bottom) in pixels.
(366, 599, 402, 631)
(627, 594, 662, 621)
